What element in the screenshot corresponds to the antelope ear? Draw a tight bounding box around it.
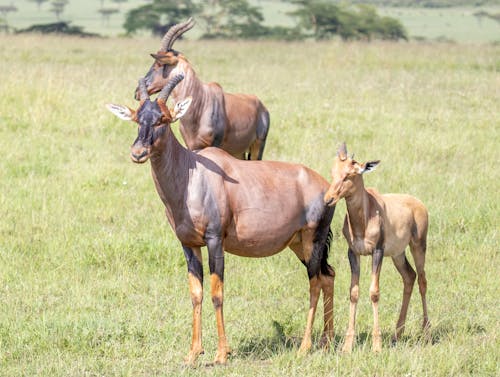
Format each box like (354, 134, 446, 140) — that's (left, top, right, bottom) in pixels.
(105, 103, 135, 121)
(358, 160, 380, 174)
(171, 97, 192, 122)
(151, 52, 178, 66)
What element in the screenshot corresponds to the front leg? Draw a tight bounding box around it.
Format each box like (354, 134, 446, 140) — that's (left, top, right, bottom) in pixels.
(207, 236, 231, 364)
(183, 246, 204, 365)
(370, 248, 384, 353)
(343, 248, 360, 353)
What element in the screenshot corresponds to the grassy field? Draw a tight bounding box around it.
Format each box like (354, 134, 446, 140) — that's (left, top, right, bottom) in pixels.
(0, 35, 499, 376)
(4, 0, 500, 43)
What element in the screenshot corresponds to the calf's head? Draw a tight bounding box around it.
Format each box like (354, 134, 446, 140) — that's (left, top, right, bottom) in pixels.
(324, 143, 380, 206)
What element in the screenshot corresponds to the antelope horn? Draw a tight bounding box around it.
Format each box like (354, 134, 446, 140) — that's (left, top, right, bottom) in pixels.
(138, 78, 149, 102)
(337, 142, 348, 161)
(157, 73, 185, 102)
(159, 17, 195, 52)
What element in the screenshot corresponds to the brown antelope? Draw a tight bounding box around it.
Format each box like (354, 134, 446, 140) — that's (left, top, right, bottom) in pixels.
(324, 143, 429, 353)
(107, 75, 335, 365)
(134, 18, 270, 160)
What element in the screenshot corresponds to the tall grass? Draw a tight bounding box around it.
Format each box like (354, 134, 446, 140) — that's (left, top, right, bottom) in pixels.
(0, 35, 498, 376)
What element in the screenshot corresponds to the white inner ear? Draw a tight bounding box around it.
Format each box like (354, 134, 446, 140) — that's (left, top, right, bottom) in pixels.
(171, 97, 192, 121)
(360, 161, 379, 174)
(105, 103, 133, 121)
(356, 165, 366, 174)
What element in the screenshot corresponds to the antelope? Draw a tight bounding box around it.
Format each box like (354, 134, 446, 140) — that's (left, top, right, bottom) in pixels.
(324, 143, 429, 353)
(107, 75, 335, 365)
(134, 18, 270, 160)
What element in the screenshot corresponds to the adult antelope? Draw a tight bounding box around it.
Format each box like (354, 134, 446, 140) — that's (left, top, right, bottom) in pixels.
(107, 75, 335, 365)
(324, 143, 429, 353)
(135, 18, 270, 160)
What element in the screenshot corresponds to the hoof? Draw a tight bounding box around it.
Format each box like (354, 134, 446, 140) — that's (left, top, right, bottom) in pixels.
(372, 337, 382, 353)
(297, 340, 312, 356)
(213, 347, 231, 365)
(341, 335, 354, 354)
(319, 334, 333, 351)
(184, 348, 204, 366)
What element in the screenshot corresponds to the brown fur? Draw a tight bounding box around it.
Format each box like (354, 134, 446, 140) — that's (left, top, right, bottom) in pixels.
(137, 54, 270, 160)
(108, 85, 334, 364)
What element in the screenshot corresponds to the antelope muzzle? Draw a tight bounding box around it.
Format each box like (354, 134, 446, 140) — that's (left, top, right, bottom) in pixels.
(130, 144, 151, 164)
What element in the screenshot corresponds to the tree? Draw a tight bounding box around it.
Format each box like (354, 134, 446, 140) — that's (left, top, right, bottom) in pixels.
(123, 0, 200, 35)
(0, 4, 17, 32)
(288, 1, 407, 41)
(111, 0, 127, 11)
(200, 0, 269, 39)
(50, 0, 69, 21)
(99, 8, 119, 26)
(28, 0, 49, 11)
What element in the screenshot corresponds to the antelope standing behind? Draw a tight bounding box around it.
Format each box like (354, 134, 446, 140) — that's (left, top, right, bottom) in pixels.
(107, 75, 335, 365)
(324, 143, 429, 353)
(135, 18, 270, 160)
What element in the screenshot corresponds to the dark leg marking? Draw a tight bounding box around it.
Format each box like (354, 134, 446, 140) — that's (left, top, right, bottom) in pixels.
(183, 246, 203, 282)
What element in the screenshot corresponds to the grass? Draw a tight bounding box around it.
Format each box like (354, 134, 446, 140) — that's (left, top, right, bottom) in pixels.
(0, 35, 499, 376)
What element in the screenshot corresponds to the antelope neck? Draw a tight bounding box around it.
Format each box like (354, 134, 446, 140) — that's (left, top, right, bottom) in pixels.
(149, 124, 193, 208)
(344, 180, 369, 238)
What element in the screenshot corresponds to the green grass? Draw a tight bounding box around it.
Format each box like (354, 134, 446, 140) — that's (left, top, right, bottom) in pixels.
(0, 35, 499, 376)
(379, 6, 500, 43)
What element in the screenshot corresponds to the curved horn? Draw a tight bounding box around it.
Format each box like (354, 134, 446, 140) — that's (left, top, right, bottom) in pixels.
(138, 78, 149, 102)
(159, 17, 195, 52)
(157, 73, 185, 101)
(337, 142, 348, 161)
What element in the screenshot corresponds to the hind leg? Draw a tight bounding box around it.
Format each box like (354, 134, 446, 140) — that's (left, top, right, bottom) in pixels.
(290, 230, 323, 354)
(248, 109, 270, 160)
(391, 252, 416, 342)
(318, 267, 335, 350)
(248, 138, 265, 161)
(410, 240, 429, 332)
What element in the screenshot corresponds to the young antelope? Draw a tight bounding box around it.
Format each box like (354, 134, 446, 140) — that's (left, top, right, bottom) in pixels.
(324, 143, 429, 353)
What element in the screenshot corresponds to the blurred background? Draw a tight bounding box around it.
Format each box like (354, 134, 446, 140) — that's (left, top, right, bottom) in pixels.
(1, 0, 499, 43)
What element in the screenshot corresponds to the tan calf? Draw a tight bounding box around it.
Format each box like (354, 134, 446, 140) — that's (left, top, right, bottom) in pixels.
(324, 143, 429, 353)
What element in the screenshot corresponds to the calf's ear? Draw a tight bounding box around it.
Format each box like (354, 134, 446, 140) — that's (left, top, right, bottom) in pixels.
(358, 160, 381, 174)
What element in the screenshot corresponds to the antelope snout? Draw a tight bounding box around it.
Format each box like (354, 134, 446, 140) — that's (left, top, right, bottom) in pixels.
(130, 146, 150, 163)
(324, 191, 337, 207)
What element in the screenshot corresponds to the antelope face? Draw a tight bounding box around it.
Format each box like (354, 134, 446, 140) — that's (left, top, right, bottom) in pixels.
(134, 51, 180, 100)
(130, 100, 166, 163)
(135, 18, 195, 100)
(324, 157, 359, 206)
(107, 74, 192, 164)
(324, 143, 380, 206)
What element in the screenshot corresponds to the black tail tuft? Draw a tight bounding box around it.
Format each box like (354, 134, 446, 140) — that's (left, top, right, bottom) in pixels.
(307, 205, 335, 279)
(320, 228, 334, 277)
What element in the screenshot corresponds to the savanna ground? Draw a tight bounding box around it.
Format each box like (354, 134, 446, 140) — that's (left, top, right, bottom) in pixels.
(0, 35, 499, 376)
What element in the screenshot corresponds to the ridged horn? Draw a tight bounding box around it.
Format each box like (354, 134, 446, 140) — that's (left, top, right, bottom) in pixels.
(159, 17, 195, 52)
(337, 142, 348, 161)
(157, 73, 185, 101)
(138, 78, 149, 102)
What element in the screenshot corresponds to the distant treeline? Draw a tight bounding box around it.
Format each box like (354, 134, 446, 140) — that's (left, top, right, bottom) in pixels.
(125, 0, 408, 41)
(333, 0, 500, 7)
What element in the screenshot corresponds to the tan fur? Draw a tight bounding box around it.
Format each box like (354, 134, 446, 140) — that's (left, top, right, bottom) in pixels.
(324, 144, 429, 352)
